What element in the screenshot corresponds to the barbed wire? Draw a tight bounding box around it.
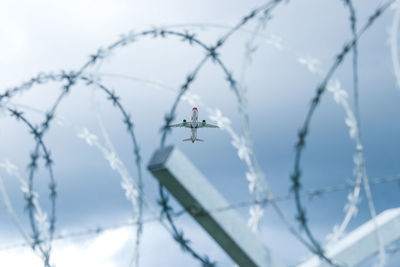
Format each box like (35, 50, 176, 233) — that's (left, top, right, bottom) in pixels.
(340, 2, 385, 260)
(290, 1, 395, 266)
(295, 2, 386, 265)
(1, 172, 399, 253)
(0, 216, 160, 252)
(81, 76, 144, 267)
(342, 0, 359, 124)
(2, 96, 172, 267)
(324, 0, 362, 246)
(174, 173, 400, 220)
(7, 107, 59, 267)
(235, 1, 318, 254)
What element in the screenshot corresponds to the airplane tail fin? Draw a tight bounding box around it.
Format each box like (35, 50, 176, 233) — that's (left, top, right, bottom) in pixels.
(195, 138, 204, 142)
(183, 138, 192, 142)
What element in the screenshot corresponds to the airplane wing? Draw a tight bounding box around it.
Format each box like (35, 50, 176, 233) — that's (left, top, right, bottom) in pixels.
(169, 122, 191, 128)
(197, 122, 219, 128)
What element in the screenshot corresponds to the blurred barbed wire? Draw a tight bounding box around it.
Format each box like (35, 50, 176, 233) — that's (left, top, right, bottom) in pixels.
(290, 1, 395, 265)
(1, 172, 399, 252)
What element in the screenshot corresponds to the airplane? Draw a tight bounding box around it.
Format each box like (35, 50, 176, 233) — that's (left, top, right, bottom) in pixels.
(169, 107, 219, 143)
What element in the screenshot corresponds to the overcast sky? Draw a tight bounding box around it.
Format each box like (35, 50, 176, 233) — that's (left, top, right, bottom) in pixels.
(0, 0, 400, 266)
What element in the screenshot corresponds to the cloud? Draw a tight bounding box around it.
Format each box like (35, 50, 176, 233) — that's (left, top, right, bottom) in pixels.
(0, 227, 132, 267)
(0, 219, 233, 267)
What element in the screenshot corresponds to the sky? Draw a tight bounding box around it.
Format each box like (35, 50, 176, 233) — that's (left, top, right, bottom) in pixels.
(0, 0, 400, 266)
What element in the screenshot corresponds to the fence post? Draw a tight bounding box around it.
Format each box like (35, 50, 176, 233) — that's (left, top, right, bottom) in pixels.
(298, 208, 400, 266)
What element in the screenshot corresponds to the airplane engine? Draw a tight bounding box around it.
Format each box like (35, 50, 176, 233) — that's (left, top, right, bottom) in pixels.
(202, 119, 206, 126)
(183, 119, 187, 126)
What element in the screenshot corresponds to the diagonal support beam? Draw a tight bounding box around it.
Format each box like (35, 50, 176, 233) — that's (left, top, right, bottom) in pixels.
(148, 146, 285, 267)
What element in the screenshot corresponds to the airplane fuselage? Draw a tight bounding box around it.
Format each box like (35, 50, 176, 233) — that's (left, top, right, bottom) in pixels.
(190, 107, 198, 143)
